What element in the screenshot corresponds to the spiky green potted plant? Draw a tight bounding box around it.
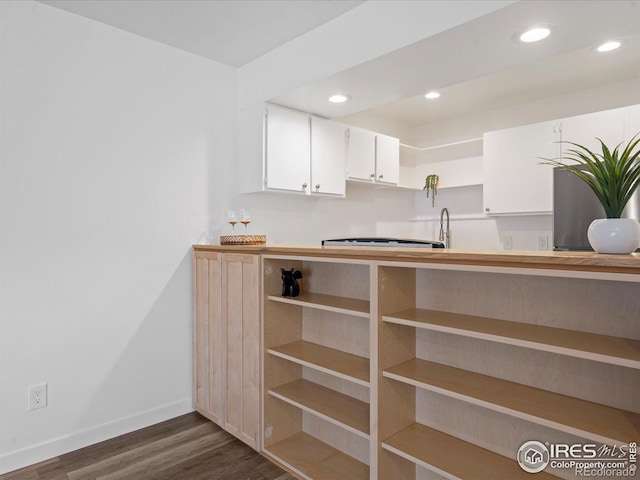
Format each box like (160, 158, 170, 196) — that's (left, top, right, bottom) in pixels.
(542, 133, 640, 253)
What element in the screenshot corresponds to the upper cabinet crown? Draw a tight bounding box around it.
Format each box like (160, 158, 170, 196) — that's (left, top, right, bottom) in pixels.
(346, 126, 400, 185)
(238, 103, 347, 196)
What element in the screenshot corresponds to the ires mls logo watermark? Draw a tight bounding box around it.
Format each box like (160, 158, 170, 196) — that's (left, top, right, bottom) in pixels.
(517, 441, 550, 473)
(518, 441, 637, 477)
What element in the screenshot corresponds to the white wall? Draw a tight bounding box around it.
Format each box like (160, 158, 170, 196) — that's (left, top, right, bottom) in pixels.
(0, 1, 236, 473)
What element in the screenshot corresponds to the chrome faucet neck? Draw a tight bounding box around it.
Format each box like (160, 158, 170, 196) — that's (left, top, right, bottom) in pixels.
(439, 207, 450, 248)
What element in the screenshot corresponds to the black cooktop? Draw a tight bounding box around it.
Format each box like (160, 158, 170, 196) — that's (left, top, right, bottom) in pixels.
(322, 237, 445, 248)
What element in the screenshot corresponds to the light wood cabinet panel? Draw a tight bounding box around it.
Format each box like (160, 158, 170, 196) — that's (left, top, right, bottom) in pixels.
(193, 251, 223, 424)
(223, 253, 260, 449)
(193, 251, 260, 450)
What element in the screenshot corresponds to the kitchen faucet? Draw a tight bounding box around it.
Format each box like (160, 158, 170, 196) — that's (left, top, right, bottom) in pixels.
(439, 207, 450, 248)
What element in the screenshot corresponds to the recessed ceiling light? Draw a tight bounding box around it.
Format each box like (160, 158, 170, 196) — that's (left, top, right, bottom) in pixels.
(424, 91, 440, 100)
(596, 41, 621, 52)
(328, 94, 351, 103)
(519, 27, 551, 43)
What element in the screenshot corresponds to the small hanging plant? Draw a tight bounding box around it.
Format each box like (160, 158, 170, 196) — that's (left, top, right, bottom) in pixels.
(424, 174, 439, 207)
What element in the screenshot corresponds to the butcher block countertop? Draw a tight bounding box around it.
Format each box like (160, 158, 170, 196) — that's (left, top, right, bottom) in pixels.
(193, 244, 640, 276)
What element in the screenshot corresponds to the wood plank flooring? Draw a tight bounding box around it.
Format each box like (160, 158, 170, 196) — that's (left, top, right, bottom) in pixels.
(1, 412, 296, 480)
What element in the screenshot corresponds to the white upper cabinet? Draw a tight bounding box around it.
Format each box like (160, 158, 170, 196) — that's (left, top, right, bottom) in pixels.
(238, 103, 345, 196)
(346, 127, 399, 185)
(265, 104, 311, 193)
(311, 117, 347, 196)
(560, 107, 625, 156)
(375, 133, 400, 185)
(483, 120, 560, 215)
(346, 126, 377, 182)
(623, 104, 640, 142)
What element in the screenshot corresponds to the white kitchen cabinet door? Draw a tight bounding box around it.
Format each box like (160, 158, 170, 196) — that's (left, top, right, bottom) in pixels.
(561, 107, 625, 156)
(624, 104, 640, 142)
(265, 104, 311, 193)
(483, 120, 560, 215)
(375, 133, 399, 185)
(346, 126, 376, 182)
(311, 117, 347, 196)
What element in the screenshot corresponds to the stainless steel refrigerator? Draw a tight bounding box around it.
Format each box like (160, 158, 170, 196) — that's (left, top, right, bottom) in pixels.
(553, 166, 640, 250)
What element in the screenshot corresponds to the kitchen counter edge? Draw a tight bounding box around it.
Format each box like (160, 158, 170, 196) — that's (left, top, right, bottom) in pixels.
(192, 244, 640, 275)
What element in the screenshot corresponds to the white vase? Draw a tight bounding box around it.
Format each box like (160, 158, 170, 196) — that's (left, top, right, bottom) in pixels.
(587, 218, 640, 254)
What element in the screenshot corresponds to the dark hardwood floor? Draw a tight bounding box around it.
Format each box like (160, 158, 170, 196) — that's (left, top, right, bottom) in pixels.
(1, 412, 296, 480)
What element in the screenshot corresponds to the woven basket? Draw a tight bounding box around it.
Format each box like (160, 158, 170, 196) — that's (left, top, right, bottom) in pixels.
(219, 234, 267, 245)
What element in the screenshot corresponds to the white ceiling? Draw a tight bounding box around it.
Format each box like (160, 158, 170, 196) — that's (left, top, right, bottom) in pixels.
(39, 0, 640, 129)
(272, 0, 640, 126)
(38, 0, 364, 68)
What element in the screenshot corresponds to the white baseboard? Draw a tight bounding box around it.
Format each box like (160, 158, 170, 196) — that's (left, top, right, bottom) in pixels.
(0, 397, 193, 475)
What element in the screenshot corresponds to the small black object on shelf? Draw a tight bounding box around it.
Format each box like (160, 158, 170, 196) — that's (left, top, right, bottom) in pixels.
(281, 268, 302, 297)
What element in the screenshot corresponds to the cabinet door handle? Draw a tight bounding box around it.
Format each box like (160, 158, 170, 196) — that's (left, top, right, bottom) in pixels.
(315, 184, 320, 190)
(370, 173, 375, 179)
(485, 207, 491, 212)
(379, 174, 384, 180)
(302, 183, 308, 189)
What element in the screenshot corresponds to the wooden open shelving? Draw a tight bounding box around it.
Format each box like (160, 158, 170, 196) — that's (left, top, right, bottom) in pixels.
(267, 431, 369, 480)
(268, 340, 370, 387)
(382, 423, 556, 480)
(383, 308, 640, 369)
(269, 379, 370, 438)
(384, 358, 639, 445)
(255, 252, 640, 479)
(262, 257, 372, 479)
(268, 292, 370, 318)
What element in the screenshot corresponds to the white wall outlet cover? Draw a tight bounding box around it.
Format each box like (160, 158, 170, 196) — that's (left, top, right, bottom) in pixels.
(29, 383, 47, 410)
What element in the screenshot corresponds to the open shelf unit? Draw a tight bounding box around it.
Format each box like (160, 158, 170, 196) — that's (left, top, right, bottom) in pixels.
(262, 256, 373, 479)
(259, 253, 639, 479)
(377, 263, 640, 480)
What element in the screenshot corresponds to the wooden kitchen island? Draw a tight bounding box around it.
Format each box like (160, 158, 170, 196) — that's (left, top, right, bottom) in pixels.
(192, 245, 640, 480)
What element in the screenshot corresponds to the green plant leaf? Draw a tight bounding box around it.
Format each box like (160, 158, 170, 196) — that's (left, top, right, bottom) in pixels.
(540, 133, 640, 218)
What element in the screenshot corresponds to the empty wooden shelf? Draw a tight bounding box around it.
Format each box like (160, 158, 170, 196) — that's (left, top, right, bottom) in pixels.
(268, 340, 370, 386)
(384, 358, 639, 445)
(266, 431, 369, 480)
(268, 292, 370, 317)
(383, 308, 640, 369)
(269, 379, 370, 438)
(382, 423, 557, 480)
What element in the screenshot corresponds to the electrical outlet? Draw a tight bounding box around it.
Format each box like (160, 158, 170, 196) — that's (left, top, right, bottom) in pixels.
(29, 383, 47, 410)
(538, 235, 549, 251)
(504, 235, 513, 250)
